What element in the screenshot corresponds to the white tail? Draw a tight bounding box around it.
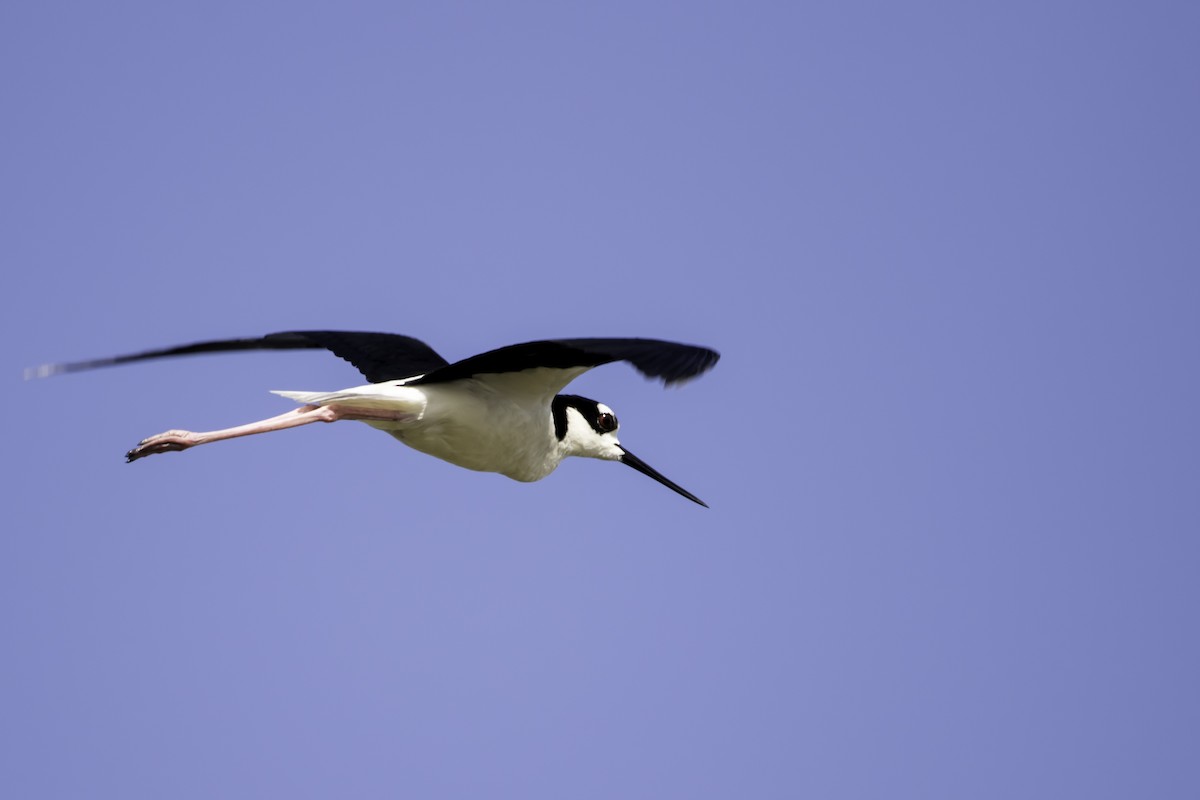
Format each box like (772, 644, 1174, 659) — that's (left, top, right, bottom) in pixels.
(270, 384, 427, 416)
(271, 389, 337, 405)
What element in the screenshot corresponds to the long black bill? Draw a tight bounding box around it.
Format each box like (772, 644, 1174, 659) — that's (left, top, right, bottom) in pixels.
(619, 446, 708, 507)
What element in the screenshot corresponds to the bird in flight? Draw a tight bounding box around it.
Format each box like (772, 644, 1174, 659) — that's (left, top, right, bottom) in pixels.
(27, 331, 719, 506)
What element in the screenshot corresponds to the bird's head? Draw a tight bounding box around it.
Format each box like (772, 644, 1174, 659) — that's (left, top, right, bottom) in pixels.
(552, 394, 707, 507)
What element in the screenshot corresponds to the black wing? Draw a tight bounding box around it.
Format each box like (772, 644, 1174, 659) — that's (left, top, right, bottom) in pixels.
(412, 338, 720, 387)
(25, 330, 449, 383)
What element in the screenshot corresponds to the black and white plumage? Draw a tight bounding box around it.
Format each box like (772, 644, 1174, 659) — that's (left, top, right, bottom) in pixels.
(28, 331, 720, 506)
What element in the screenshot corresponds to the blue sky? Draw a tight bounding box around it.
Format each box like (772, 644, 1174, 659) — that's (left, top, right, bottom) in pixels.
(4, 2, 1198, 798)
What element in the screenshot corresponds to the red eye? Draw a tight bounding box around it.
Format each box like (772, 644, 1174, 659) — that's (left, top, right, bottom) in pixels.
(597, 412, 618, 433)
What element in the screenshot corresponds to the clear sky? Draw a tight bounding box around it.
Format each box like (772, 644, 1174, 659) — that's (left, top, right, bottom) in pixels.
(3, 2, 1198, 798)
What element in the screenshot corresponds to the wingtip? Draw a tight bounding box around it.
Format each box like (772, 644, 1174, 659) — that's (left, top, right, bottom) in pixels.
(23, 363, 64, 381)
(660, 350, 721, 388)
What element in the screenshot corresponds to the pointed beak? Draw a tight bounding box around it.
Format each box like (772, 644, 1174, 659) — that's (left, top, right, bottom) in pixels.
(618, 446, 708, 507)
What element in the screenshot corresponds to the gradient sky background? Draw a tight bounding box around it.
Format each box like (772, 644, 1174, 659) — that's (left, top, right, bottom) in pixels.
(3, 2, 1198, 798)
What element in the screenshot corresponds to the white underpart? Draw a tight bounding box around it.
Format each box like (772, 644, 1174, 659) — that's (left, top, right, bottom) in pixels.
(271, 366, 612, 482)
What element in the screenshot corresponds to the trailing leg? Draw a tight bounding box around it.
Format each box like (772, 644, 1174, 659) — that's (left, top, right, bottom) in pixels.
(124, 403, 414, 462)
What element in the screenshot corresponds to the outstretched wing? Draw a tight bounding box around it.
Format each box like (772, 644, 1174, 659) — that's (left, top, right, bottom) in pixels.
(411, 338, 720, 400)
(24, 330, 449, 384)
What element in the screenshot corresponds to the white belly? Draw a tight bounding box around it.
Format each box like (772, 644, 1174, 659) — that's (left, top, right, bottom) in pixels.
(372, 383, 561, 482)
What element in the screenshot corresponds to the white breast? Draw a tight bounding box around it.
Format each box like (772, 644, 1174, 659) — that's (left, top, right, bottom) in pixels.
(377, 381, 563, 482)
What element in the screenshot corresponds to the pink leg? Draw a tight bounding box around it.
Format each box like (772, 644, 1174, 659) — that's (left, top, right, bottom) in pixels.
(125, 404, 413, 463)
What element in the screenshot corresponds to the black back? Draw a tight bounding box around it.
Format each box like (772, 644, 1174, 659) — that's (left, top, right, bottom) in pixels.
(414, 338, 719, 387)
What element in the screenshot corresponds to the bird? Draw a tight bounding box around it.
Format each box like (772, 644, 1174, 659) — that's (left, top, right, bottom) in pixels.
(27, 331, 720, 506)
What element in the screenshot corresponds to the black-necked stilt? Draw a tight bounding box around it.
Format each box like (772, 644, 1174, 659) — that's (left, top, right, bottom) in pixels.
(27, 332, 719, 506)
